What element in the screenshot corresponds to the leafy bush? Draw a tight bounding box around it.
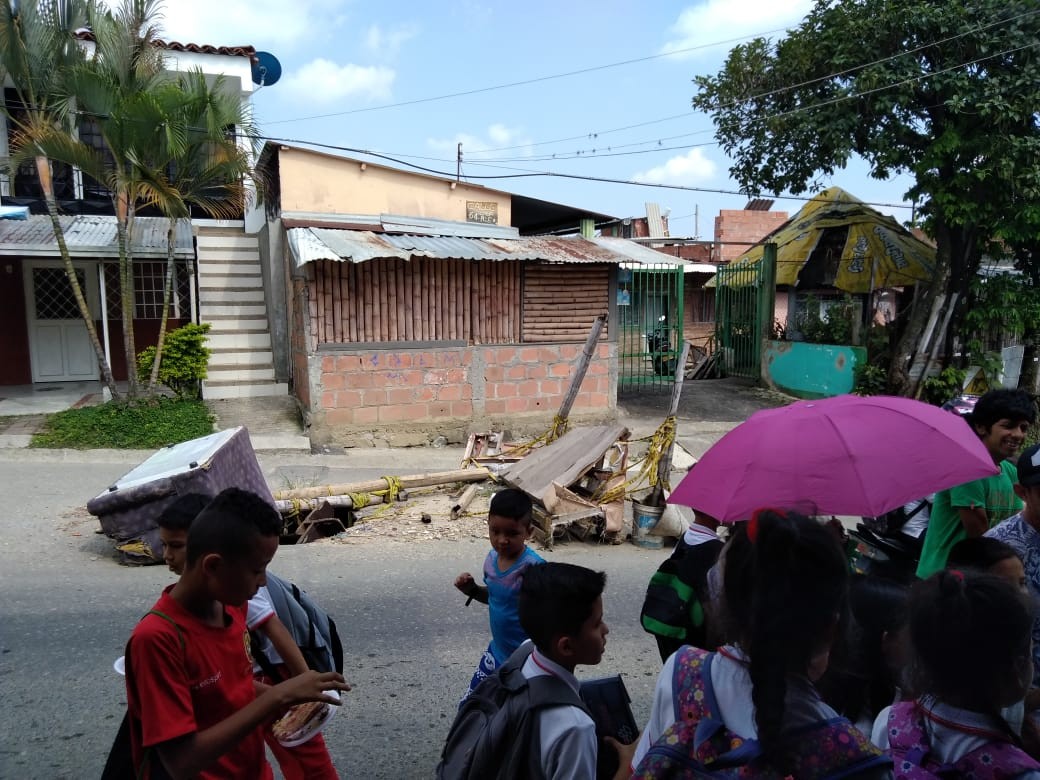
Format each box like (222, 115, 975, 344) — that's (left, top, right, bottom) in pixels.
(137, 323, 211, 399)
(920, 366, 967, 407)
(853, 363, 888, 396)
(31, 397, 214, 449)
(794, 294, 857, 345)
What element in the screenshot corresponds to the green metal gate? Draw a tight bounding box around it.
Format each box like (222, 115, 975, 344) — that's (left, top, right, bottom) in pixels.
(714, 244, 776, 379)
(618, 263, 685, 388)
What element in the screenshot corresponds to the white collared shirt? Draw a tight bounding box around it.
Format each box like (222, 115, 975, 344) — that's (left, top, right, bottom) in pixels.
(520, 642, 598, 780)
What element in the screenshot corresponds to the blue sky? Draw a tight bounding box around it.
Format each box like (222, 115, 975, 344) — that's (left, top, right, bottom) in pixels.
(154, 0, 917, 234)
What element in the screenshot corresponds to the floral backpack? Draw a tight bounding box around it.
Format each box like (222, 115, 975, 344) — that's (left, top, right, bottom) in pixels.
(886, 700, 1040, 779)
(632, 646, 890, 779)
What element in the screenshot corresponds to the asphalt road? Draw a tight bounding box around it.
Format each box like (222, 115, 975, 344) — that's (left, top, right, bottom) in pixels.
(0, 449, 672, 780)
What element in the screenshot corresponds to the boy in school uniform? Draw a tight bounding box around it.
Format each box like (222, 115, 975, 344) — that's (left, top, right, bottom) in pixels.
(127, 488, 349, 779)
(515, 562, 636, 780)
(157, 493, 341, 780)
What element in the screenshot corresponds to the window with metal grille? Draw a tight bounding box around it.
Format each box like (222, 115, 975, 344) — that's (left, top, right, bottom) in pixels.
(102, 261, 191, 320)
(77, 116, 114, 200)
(33, 267, 87, 319)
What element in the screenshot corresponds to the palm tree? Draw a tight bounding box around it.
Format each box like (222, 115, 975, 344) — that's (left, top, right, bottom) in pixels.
(0, 0, 122, 399)
(73, 0, 167, 398)
(140, 70, 262, 390)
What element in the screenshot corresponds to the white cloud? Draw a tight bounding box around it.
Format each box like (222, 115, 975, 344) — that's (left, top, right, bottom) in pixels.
(281, 59, 395, 104)
(364, 23, 418, 58)
(427, 124, 533, 156)
(632, 149, 717, 185)
(100, 0, 347, 50)
(661, 0, 814, 58)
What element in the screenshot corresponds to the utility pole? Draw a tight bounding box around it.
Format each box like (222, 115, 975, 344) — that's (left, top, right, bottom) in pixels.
(457, 143, 462, 182)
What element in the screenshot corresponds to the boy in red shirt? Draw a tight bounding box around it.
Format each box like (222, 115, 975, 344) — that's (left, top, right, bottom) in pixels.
(157, 492, 340, 780)
(126, 488, 349, 779)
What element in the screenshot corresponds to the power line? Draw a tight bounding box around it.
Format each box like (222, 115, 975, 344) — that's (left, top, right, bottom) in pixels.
(263, 24, 806, 126)
(443, 34, 1040, 166)
(256, 33, 1039, 208)
(256, 133, 915, 209)
(454, 7, 1040, 161)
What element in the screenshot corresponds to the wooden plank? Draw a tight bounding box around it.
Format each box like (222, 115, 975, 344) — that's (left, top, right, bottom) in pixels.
(419, 259, 426, 339)
(388, 260, 398, 341)
(307, 264, 319, 342)
(498, 424, 629, 504)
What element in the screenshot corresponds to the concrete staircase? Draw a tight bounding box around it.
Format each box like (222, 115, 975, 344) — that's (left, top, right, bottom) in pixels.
(196, 225, 288, 400)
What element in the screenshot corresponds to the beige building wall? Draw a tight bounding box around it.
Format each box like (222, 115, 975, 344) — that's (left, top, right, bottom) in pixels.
(277, 148, 512, 225)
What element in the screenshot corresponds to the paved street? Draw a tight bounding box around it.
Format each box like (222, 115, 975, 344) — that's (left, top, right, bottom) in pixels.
(0, 449, 672, 779)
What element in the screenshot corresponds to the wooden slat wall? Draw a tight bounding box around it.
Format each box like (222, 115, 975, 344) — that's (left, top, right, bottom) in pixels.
(522, 264, 611, 342)
(310, 258, 522, 344)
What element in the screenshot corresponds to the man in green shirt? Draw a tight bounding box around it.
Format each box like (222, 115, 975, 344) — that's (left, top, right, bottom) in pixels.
(917, 389, 1036, 579)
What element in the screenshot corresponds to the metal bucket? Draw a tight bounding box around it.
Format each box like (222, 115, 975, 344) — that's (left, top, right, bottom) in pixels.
(632, 500, 665, 548)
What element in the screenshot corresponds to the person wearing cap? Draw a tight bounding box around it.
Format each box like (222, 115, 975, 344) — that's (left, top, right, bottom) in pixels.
(987, 441, 1040, 691)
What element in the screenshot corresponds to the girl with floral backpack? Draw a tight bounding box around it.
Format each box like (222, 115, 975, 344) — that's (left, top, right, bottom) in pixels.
(878, 569, 1040, 779)
(630, 509, 892, 779)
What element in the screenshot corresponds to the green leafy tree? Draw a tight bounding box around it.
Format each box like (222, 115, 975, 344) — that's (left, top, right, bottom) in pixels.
(961, 270, 1040, 388)
(691, 0, 1040, 395)
(0, 0, 122, 398)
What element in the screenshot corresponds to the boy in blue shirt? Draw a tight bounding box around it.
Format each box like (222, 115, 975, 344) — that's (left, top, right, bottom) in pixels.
(454, 488, 544, 698)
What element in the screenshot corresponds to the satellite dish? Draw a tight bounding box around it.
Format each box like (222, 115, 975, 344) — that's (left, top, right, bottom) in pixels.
(251, 51, 282, 87)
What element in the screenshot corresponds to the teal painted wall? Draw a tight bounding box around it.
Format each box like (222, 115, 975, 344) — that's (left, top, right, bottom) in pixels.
(764, 340, 865, 399)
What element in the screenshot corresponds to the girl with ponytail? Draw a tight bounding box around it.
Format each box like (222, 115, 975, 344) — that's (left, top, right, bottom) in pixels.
(631, 509, 891, 778)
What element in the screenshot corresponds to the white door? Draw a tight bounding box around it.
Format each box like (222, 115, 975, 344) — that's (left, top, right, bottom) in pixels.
(25, 262, 99, 382)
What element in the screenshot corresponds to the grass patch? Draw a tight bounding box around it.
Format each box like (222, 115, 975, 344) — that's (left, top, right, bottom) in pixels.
(31, 397, 214, 449)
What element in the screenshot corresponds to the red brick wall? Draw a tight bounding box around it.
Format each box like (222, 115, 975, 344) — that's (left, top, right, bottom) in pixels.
(714, 210, 788, 262)
(309, 341, 616, 440)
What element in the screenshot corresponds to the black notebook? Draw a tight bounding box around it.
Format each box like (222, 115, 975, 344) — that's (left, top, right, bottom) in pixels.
(579, 675, 639, 780)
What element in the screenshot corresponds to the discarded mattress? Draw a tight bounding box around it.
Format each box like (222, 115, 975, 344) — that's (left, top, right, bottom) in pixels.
(87, 426, 274, 564)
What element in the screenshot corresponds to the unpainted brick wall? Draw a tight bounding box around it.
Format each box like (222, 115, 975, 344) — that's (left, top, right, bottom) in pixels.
(312, 342, 615, 430)
(713, 210, 789, 262)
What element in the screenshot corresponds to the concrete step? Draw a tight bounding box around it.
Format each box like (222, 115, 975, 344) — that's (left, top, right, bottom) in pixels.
(207, 348, 275, 366)
(195, 256, 260, 268)
(203, 316, 271, 332)
(202, 380, 289, 400)
(199, 275, 264, 290)
(196, 234, 261, 250)
(196, 288, 266, 302)
(206, 365, 276, 381)
(198, 263, 262, 277)
(199, 303, 268, 318)
(207, 332, 272, 350)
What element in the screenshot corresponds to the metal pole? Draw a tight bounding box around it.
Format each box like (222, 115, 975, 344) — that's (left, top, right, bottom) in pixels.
(98, 263, 112, 372)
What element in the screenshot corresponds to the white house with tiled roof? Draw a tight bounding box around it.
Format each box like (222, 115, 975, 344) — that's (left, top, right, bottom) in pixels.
(0, 34, 283, 398)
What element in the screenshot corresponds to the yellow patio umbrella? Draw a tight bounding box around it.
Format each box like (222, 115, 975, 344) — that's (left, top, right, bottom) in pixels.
(709, 187, 936, 292)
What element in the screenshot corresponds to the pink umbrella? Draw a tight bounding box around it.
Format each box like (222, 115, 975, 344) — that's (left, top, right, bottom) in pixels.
(668, 394, 998, 522)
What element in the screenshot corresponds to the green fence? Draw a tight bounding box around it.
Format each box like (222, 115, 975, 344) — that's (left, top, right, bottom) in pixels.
(617, 264, 685, 389)
(714, 244, 776, 380)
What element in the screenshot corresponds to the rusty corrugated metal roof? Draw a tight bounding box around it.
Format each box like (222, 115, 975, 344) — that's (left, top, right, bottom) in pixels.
(287, 227, 689, 268)
(0, 215, 193, 258)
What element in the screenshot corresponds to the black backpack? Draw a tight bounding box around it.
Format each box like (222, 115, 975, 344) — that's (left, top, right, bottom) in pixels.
(436, 643, 589, 780)
(640, 537, 723, 649)
(863, 497, 931, 536)
(251, 571, 343, 679)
